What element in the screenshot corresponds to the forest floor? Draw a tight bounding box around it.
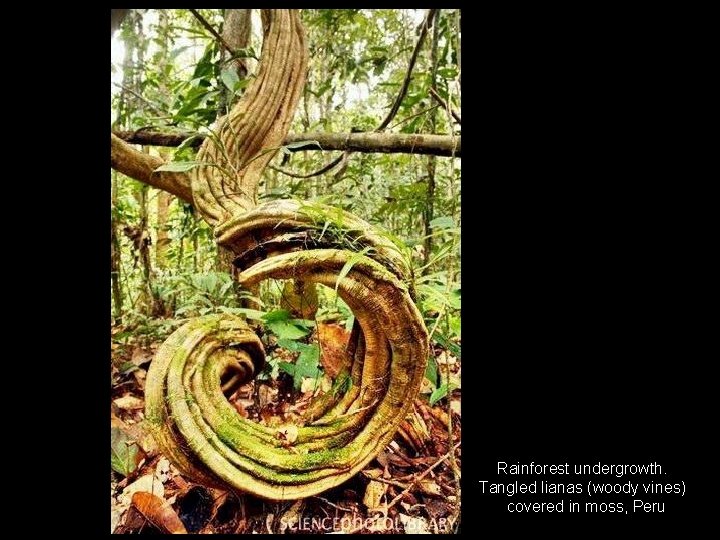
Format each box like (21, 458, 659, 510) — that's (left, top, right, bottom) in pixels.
(110, 321, 461, 534)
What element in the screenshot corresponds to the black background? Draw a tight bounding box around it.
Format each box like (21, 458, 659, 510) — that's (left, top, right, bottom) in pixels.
(463, 4, 705, 534)
(23, 4, 707, 535)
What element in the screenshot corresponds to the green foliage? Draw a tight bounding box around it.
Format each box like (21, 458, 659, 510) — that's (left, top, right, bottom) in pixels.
(262, 309, 314, 340)
(277, 340, 322, 391)
(111, 426, 142, 477)
(429, 382, 457, 406)
(425, 354, 439, 387)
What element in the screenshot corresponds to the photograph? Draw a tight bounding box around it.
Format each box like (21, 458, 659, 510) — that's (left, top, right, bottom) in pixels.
(110, 8, 461, 534)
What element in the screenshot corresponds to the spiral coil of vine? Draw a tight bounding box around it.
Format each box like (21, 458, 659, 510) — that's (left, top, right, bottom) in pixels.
(145, 10, 429, 500)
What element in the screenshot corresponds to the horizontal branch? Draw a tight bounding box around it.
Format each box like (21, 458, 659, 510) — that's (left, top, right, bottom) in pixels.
(110, 134, 193, 203)
(112, 129, 461, 158)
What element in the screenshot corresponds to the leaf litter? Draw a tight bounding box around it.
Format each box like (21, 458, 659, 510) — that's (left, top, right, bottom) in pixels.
(111, 322, 461, 533)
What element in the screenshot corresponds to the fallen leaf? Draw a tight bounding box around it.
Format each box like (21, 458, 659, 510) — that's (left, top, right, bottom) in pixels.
(132, 491, 187, 534)
(119, 474, 165, 508)
(258, 384, 278, 408)
(113, 394, 145, 410)
(399, 514, 430, 534)
(111, 426, 144, 477)
(362, 469, 387, 512)
(131, 347, 152, 367)
(417, 480, 443, 497)
(132, 368, 147, 390)
(317, 322, 351, 378)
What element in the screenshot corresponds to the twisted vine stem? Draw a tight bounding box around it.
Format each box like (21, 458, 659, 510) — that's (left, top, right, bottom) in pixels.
(144, 10, 429, 500)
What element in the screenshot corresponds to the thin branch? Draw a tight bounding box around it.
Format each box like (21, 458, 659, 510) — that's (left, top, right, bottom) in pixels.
(429, 87, 461, 125)
(386, 441, 461, 510)
(269, 152, 347, 179)
(376, 9, 438, 131)
(112, 82, 165, 117)
(389, 104, 440, 131)
(188, 9, 236, 55)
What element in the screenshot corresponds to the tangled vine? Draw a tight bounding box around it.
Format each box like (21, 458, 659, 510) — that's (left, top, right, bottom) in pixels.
(145, 10, 429, 500)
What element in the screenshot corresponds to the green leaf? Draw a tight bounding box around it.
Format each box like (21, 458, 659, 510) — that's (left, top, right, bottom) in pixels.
(432, 331, 461, 359)
(220, 68, 240, 93)
(278, 361, 295, 377)
(110, 426, 141, 477)
(335, 247, 373, 295)
(294, 344, 321, 390)
(429, 382, 457, 406)
(429, 216, 455, 229)
(267, 320, 309, 340)
(263, 310, 312, 340)
(425, 355, 439, 387)
(276, 338, 306, 353)
(154, 161, 202, 173)
(449, 315, 461, 340)
(276, 343, 321, 390)
(262, 309, 292, 323)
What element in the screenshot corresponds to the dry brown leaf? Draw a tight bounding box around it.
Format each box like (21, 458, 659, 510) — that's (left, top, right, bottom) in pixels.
(417, 480, 443, 497)
(258, 384, 278, 408)
(131, 347, 152, 367)
(132, 491, 187, 534)
(317, 322, 351, 378)
(362, 469, 387, 512)
(113, 394, 144, 410)
(132, 368, 147, 390)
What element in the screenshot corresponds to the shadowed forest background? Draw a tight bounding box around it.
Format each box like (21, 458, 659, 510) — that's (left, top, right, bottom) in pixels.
(111, 9, 461, 534)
